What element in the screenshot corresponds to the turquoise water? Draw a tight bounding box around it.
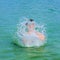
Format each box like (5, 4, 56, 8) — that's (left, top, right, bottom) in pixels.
(0, 0, 60, 60)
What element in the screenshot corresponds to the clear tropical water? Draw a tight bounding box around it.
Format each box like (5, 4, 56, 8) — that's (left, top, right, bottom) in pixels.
(0, 0, 60, 60)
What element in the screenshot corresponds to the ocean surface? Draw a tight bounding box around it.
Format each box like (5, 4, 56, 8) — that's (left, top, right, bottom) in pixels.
(0, 0, 60, 60)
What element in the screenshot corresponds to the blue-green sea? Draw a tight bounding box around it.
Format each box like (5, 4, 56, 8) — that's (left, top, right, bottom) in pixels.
(0, 0, 60, 60)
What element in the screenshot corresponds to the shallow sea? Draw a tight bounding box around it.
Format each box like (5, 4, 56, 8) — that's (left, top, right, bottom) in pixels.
(0, 0, 60, 60)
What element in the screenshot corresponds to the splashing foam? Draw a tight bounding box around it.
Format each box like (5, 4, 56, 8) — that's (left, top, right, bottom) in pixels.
(14, 18, 47, 47)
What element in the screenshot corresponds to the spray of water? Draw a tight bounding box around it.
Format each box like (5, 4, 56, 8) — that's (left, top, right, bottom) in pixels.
(14, 17, 47, 47)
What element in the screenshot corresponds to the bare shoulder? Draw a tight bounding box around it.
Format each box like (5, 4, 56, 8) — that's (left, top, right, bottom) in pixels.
(35, 31, 43, 35)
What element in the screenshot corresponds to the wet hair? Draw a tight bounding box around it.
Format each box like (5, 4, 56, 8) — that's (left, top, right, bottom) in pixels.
(25, 19, 34, 26)
(29, 19, 34, 22)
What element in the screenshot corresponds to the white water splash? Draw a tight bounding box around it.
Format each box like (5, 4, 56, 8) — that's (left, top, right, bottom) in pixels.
(14, 17, 47, 47)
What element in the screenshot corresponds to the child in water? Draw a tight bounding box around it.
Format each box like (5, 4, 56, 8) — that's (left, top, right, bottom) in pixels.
(22, 19, 45, 47)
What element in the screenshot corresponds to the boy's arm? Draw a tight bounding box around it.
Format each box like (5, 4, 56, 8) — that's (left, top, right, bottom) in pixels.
(36, 32, 45, 40)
